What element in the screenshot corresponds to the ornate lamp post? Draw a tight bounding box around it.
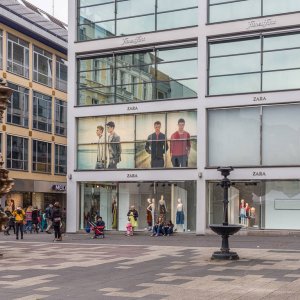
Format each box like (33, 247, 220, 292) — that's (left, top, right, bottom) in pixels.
(209, 167, 242, 260)
(0, 79, 14, 236)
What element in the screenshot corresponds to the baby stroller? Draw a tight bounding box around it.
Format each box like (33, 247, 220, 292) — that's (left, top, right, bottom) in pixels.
(88, 221, 105, 239)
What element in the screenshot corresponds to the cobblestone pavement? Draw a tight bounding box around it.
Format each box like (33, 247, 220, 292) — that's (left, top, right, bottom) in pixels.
(0, 233, 300, 300)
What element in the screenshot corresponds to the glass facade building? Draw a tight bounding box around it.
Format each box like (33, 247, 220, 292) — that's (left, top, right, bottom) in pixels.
(68, 0, 300, 234)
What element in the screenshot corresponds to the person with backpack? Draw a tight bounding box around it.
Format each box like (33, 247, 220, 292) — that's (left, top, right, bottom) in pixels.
(12, 207, 26, 240)
(52, 202, 62, 242)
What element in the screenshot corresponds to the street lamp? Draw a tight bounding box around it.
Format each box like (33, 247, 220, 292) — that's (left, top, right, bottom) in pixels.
(0, 79, 14, 237)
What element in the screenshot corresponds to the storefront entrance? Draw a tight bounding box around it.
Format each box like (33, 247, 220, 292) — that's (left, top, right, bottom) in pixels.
(79, 181, 196, 232)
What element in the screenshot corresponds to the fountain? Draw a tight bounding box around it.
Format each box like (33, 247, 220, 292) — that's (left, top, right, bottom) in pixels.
(209, 167, 242, 260)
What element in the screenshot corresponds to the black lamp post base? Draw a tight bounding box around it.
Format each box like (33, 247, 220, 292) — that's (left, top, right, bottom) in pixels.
(211, 251, 239, 260)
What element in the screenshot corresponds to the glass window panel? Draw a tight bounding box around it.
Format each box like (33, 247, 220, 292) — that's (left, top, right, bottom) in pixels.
(78, 117, 106, 144)
(115, 82, 155, 103)
(78, 21, 115, 40)
(79, 3, 115, 23)
(78, 143, 134, 169)
(157, 46, 197, 62)
(80, 56, 114, 72)
(6, 135, 28, 171)
(210, 53, 260, 76)
(136, 113, 166, 141)
(262, 105, 300, 165)
(208, 107, 261, 166)
(263, 49, 300, 71)
(157, 8, 198, 30)
(117, 0, 155, 18)
(55, 144, 67, 174)
(263, 69, 300, 91)
(165, 111, 197, 168)
(264, 0, 300, 15)
(210, 0, 235, 3)
(157, 60, 197, 80)
(117, 15, 155, 35)
(32, 140, 51, 173)
(55, 99, 67, 136)
(79, 87, 115, 105)
(264, 33, 300, 51)
(156, 79, 198, 99)
(209, 0, 260, 23)
(80, 68, 113, 87)
(157, 0, 197, 12)
(79, 0, 113, 6)
(209, 73, 261, 95)
(210, 39, 260, 56)
(32, 92, 52, 133)
(7, 34, 29, 78)
(7, 83, 29, 127)
(265, 181, 300, 230)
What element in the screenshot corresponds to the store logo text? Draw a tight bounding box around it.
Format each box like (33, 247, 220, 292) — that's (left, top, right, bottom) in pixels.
(247, 18, 276, 29)
(121, 36, 146, 46)
(127, 106, 138, 111)
(252, 171, 266, 176)
(127, 174, 138, 178)
(253, 96, 267, 102)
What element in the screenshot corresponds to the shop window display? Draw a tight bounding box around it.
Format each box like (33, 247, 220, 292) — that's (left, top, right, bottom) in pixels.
(77, 110, 197, 170)
(208, 182, 262, 229)
(80, 181, 196, 232)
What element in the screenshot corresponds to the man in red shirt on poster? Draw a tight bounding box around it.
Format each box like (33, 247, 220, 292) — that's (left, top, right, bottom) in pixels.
(170, 118, 191, 167)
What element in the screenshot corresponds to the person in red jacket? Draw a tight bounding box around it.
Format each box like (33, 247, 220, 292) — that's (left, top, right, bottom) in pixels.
(170, 118, 191, 167)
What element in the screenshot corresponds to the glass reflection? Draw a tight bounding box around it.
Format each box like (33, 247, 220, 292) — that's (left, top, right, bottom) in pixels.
(157, 8, 198, 30)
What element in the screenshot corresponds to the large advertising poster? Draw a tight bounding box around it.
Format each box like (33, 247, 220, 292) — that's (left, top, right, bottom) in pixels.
(77, 110, 197, 170)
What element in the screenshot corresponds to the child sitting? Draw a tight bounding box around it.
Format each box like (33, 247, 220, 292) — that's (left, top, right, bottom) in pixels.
(96, 216, 105, 227)
(125, 217, 133, 236)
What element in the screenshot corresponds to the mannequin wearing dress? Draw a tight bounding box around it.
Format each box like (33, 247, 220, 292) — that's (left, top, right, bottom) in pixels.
(146, 198, 153, 230)
(158, 195, 167, 222)
(176, 198, 184, 232)
(112, 196, 117, 229)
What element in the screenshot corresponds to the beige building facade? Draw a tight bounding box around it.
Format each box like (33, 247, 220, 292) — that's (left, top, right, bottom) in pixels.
(0, 0, 67, 211)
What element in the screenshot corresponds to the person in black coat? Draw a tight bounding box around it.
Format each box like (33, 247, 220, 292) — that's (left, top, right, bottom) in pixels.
(51, 202, 62, 242)
(145, 121, 168, 168)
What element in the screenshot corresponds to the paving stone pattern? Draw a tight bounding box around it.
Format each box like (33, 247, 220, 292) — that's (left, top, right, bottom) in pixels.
(1, 239, 300, 300)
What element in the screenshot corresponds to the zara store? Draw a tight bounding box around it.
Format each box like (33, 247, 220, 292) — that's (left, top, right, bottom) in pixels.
(76, 109, 198, 232)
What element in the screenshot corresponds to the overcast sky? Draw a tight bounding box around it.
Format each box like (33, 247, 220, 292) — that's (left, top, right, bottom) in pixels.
(25, 0, 68, 24)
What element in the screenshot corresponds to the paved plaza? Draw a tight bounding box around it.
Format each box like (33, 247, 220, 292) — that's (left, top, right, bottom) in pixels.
(0, 233, 300, 300)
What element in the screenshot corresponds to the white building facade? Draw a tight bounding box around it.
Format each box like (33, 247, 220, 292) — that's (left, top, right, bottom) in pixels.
(68, 0, 300, 234)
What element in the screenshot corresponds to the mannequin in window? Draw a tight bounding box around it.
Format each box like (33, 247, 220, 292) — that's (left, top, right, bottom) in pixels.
(249, 206, 256, 227)
(146, 198, 154, 231)
(240, 199, 246, 226)
(111, 196, 117, 229)
(176, 198, 185, 232)
(158, 195, 167, 222)
(151, 198, 156, 227)
(245, 202, 250, 227)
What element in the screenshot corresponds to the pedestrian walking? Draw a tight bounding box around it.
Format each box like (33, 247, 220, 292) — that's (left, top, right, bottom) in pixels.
(32, 207, 39, 233)
(25, 206, 33, 233)
(45, 204, 53, 234)
(52, 202, 62, 242)
(12, 207, 26, 240)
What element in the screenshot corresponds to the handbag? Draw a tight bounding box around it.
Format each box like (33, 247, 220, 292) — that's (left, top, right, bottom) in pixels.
(54, 217, 61, 223)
